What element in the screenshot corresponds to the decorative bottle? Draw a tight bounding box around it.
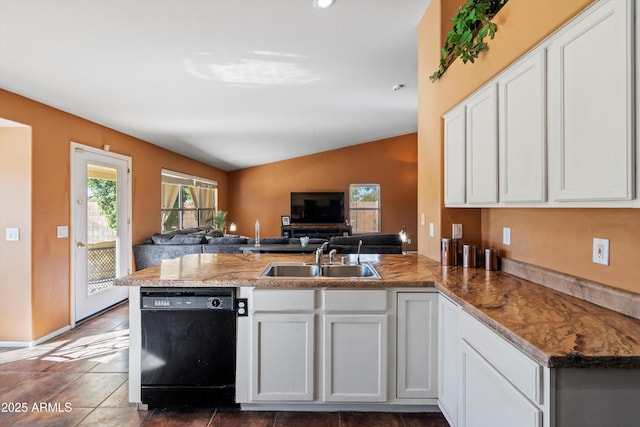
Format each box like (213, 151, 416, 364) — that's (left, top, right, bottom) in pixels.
(254, 220, 261, 247)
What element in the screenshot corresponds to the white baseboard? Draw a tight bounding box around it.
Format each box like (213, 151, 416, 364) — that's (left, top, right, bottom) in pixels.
(0, 325, 71, 348)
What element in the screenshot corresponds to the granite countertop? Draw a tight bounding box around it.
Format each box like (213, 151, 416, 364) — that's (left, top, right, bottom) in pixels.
(115, 253, 640, 369)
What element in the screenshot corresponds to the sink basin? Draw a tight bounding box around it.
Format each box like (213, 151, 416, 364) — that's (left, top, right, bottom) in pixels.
(259, 262, 380, 279)
(321, 263, 380, 278)
(260, 263, 321, 278)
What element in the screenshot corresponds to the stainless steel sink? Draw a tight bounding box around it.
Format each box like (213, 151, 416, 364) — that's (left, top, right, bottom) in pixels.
(260, 263, 321, 278)
(259, 262, 380, 279)
(321, 263, 380, 278)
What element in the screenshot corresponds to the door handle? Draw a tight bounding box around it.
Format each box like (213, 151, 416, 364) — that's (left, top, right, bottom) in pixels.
(76, 242, 86, 248)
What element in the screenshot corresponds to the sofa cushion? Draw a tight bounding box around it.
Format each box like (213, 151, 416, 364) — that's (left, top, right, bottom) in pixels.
(329, 233, 402, 246)
(206, 236, 249, 245)
(247, 236, 289, 245)
(151, 233, 207, 245)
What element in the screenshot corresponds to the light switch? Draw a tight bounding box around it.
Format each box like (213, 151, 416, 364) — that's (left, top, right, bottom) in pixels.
(57, 226, 69, 238)
(6, 227, 19, 241)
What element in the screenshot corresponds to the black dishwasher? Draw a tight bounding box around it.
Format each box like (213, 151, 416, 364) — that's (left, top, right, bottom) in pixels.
(140, 287, 238, 408)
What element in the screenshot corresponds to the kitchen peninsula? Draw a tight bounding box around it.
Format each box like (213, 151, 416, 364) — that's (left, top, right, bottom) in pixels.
(116, 253, 640, 427)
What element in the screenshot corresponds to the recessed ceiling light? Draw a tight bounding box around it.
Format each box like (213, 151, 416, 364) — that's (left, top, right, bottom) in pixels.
(313, 0, 335, 9)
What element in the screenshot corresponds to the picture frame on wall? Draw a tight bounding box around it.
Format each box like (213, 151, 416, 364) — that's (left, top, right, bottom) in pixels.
(281, 215, 291, 226)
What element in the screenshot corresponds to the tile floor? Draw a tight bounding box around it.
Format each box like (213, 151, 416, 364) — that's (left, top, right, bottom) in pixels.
(0, 302, 450, 426)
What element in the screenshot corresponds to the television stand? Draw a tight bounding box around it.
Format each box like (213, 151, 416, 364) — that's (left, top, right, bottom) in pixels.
(282, 223, 352, 239)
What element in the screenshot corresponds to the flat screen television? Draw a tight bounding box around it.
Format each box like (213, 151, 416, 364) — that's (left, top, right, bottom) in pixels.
(290, 192, 345, 224)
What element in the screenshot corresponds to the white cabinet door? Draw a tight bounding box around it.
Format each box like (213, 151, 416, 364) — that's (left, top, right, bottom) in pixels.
(466, 84, 498, 204)
(251, 313, 315, 401)
(460, 341, 542, 427)
(438, 295, 460, 427)
(499, 50, 546, 203)
(444, 104, 467, 205)
(396, 292, 438, 399)
(547, 0, 634, 202)
(323, 314, 388, 402)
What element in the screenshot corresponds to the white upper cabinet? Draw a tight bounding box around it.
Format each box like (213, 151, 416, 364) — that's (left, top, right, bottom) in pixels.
(547, 0, 634, 202)
(443, 0, 637, 208)
(444, 104, 467, 205)
(499, 50, 547, 203)
(466, 84, 499, 204)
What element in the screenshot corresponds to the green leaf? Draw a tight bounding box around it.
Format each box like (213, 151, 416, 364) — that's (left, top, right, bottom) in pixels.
(430, 0, 509, 82)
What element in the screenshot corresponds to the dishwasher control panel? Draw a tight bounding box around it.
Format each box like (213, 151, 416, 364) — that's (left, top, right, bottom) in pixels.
(141, 288, 235, 311)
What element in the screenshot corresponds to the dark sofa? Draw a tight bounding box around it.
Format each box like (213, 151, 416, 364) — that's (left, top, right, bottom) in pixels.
(133, 230, 402, 270)
(328, 233, 403, 254)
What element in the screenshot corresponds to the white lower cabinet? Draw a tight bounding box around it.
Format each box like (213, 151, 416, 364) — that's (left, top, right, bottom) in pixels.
(460, 341, 542, 427)
(249, 290, 315, 402)
(323, 313, 388, 402)
(251, 313, 315, 401)
(440, 299, 547, 427)
(438, 294, 460, 426)
(241, 288, 438, 407)
(396, 292, 438, 399)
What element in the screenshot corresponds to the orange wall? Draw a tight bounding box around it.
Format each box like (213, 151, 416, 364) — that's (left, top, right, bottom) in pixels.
(0, 89, 228, 341)
(418, 0, 640, 294)
(228, 134, 418, 250)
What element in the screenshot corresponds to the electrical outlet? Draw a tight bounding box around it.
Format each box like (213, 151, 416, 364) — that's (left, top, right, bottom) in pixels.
(593, 238, 609, 265)
(429, 223, 435, 237)
(452, 224, 463, 239)
(503, 227, 511, 245)
(420, 213, 426, 227)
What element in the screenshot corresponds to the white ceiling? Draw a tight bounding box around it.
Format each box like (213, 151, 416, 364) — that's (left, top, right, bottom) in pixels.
(0, 0, 430, 171)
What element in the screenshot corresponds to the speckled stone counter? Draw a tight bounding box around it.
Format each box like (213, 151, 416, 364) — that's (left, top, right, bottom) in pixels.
(115, 252, 640, 369)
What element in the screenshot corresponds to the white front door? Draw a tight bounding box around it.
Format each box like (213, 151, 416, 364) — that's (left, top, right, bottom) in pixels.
(71, 143, 131, 322)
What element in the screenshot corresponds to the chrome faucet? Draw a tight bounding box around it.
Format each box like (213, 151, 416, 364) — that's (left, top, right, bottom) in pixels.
(328, 249, 337, 264)
(315, 241, 329, 264)
(356, 239, 363, 264)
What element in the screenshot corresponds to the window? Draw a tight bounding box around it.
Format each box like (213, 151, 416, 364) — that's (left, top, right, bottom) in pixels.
(349, 184, 380, 233)
(161, 170, 218, 232)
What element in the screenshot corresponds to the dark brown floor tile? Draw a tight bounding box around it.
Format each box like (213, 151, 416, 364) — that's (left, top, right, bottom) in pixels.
(0, 408, 30, 425)
(340, 411, 403, 427)
(0, 372, 35, 394)
(10, 406, 92, 426)
(211, 410, 275, 427)
(402, 412, 451, 427)
(0, 372, 83, 404)
(144, 407, 216, 427)
(99, 381, 132, 408)
(76, 406, 150, 427)
(48, 372, 128, 408)
(0, 356, 56, 372)
(275, 411, 339, 427)
(42, 357, 101, 373)
(90, 348, 129, 373)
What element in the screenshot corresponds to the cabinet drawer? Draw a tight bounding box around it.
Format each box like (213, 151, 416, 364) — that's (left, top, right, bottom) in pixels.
(459, 311, 542, 404)
(252, 289, 316, 313)
(323, 290, 387, 313)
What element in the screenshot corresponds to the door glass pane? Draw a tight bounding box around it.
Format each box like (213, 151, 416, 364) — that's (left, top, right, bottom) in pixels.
(87, 164, 118, 295)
